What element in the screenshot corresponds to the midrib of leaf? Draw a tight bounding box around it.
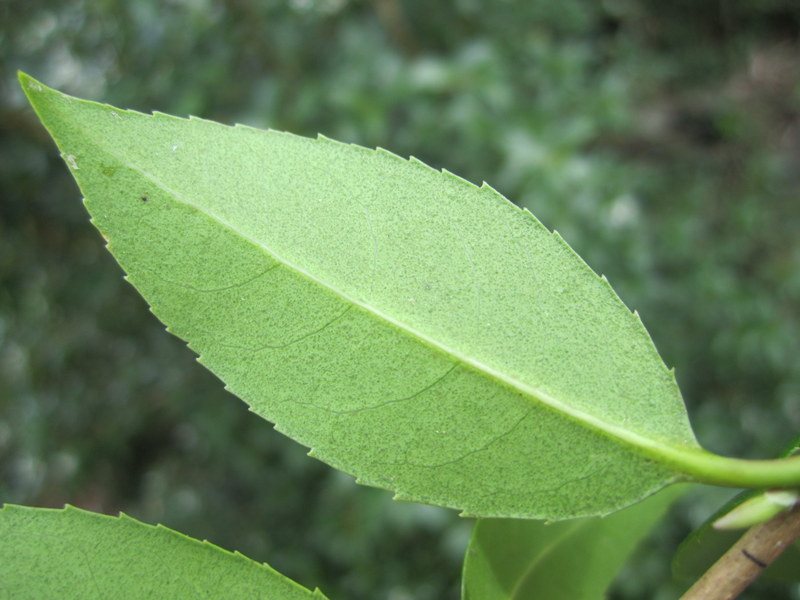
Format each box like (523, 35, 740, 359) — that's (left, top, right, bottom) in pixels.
(107, 139, 765, 488)
(119, 158, 680, 456)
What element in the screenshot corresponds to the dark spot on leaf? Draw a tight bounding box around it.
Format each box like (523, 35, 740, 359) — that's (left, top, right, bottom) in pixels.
(140, 196, 148, 203)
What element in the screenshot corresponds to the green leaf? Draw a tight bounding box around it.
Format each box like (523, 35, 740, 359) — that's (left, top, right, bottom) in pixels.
(18, 72, 800, 519)
(0, 504, 327, 599)
(461, 486, 685, 600)
(712, 489, 798, 530)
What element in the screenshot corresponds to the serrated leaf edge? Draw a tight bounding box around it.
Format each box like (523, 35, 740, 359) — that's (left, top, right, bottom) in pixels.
(0, 503, 329, 599)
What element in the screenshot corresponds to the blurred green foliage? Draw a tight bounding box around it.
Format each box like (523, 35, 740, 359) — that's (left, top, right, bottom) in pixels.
(2, 1, 799, 598)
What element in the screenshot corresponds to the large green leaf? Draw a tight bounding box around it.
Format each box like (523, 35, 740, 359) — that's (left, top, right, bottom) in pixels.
(19, 73, 800, 519)
(462, 486, 686, 600)
(0, 504, 327, 599)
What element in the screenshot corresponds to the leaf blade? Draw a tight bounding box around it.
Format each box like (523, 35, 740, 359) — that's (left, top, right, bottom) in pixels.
(20, 72, 720, 518)
(0, 504, 327, 599)
(462, 486, 686, 600)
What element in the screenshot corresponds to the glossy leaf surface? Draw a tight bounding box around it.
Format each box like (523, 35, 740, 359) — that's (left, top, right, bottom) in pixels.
(23, 72, 783, 520)
(0, 504, 327, 599)
(462, 486, 684, 599)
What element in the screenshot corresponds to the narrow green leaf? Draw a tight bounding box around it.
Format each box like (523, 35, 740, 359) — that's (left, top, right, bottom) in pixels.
(712, 489, 798, 530)
(462, 486, 685, 600)
(0, 504, 327, 599)
(19, 72, 800, 519)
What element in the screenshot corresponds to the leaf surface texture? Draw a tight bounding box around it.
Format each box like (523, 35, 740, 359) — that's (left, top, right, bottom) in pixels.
(0, 504, 327, 599)
(21, 73, 702, 519)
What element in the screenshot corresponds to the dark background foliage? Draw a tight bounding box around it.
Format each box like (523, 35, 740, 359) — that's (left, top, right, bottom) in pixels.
(1, 1, 799, 598)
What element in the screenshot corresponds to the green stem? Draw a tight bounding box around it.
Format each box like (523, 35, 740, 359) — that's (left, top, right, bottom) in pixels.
(665, 448, 800, 489)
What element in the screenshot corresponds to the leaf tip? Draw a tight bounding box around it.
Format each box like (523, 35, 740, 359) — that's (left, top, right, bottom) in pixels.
(18, 71, 48, 103)
(17, 70, 35, 87)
